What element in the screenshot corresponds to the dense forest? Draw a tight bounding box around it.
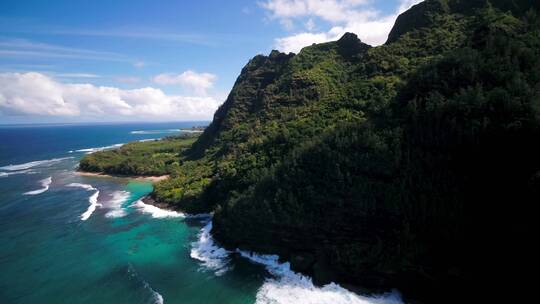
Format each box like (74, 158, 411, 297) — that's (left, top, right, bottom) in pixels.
(81, 0, 540, 301)
(79, 135, 198, 176)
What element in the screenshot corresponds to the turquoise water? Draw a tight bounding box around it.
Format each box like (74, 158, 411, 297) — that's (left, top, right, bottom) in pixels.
(0, 123, 402, 304)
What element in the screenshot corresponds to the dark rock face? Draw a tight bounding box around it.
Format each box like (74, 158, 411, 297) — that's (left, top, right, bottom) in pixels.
(387, 0, 538, 44)
(188, 50, 295, 158)
(387, 0, 449, 44)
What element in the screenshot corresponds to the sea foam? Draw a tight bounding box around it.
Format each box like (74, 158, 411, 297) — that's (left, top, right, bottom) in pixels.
(236, 250, 403, 304)
(3, 169, 39, 177)
(189, 220, 403, 304)
(190, 221, 230, 276)
(104, 191, 130, 218)
(138, 138, 160, 142)
(23, 176, 53, 195)
(66, 183, 96, 191)
(67, 183, 101, 221)
(133, 199, 184, 218)
(73, 143, 124, 154)
(80, 190, 100, 221)
(0, 157, 73, 171)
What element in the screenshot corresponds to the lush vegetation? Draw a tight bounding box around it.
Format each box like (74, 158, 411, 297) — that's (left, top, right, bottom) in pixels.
(214, 5, 540, 300)
(79, 135, 198, 176)
(80, 0, 540, 301)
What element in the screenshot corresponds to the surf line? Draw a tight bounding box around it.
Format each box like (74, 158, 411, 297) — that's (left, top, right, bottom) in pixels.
(67, 183, 101, 221)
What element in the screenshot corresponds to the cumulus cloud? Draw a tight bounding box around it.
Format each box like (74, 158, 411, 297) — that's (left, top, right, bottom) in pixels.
(262, 0, 423, 53)
(260, 0, 373, 24)
(153, 70, 217, 95)
(0, 72, 221, 120)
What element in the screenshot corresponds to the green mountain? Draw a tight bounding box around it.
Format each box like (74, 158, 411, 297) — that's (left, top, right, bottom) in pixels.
(81, 0, 540, 301)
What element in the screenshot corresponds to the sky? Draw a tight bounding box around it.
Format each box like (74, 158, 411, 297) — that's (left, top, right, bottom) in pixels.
(0, 0, 421, 124)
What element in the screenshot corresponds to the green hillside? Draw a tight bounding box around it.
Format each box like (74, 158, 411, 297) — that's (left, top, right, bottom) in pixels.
(80, 0, 540, 301)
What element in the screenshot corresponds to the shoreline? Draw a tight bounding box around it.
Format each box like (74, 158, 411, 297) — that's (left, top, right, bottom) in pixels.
(76, 170, 181, 211)
(75, 171, 169, 183)
(140, 195, 184, 212)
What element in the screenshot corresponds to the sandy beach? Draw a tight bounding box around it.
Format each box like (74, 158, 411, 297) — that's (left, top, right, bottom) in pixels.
(75, 171, 169, 183)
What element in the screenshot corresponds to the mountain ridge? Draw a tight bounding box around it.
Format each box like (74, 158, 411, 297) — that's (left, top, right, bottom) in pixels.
(80, 0, 540, 301)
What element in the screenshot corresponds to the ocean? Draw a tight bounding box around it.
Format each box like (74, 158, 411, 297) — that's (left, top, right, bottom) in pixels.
(0, 122, 402, 304)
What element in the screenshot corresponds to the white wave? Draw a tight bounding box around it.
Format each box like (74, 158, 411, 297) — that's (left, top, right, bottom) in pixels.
(67, 182, 101, 220)
(189, 219, 402, 303)
(138, 138, 161, 142)
(1, 169, 34, 177)
(23, 176, 53, 195)
(127, 264, 164, 304)
(145, 281, 164, 304)
(73, 143, 124, 154)
(0, 157, 74, 171)
(179, 129, 203, 133)
(80, 190, 100, 221)
(190, 221, 231, 276)
(236, 251, 403, 304)
(105, 191, 130, 218)
(132, 199, 184, 218)
(66, 183, 96, 191)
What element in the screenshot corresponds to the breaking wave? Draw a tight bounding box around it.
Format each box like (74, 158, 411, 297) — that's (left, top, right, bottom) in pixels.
(132, 199, 184, 218)
(66, 183, 96, 191)
(238, 251, 403, 304)
(190, 221, 230, 276)
(0, 157, 73, 171)
(189, 220, 403, 304)
(1, 170, 35, 177)
(72, 143, 124, 154)
(80, 190, 100, 221)
(104, 191, 130, 218)
(67, 183, 100, 221)
(23, 176, 52, 195)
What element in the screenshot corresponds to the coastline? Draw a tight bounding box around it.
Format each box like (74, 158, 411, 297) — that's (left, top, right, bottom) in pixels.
(75, 170, 182, 211)
(75, 171, 169, 183)
(140, 195, 183, 212)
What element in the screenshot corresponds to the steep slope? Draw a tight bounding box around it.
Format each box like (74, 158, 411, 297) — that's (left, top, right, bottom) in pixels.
(147, 0, 539, 301)
(215, 8, 540, 302)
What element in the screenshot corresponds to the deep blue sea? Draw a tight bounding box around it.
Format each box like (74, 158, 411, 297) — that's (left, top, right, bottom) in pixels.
(0, 122, 402, 304)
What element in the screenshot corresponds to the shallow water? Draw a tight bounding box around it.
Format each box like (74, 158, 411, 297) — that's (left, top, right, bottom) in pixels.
(0, 122, 401, 304)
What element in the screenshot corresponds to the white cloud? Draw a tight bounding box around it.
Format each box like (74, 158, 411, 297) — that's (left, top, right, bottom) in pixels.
(153, 70, 217, 95)
(56, 73, 100, 78)
(262, 0, 423, 53)
(305, 18, 316, 31)
(260, 0, 372, 23)
(0, 38, 130, 62)
(275, 32, 334, 53)
(0, 72, 222, 120)
(133, 61, 146, 68)
(280, 18, 296, 31)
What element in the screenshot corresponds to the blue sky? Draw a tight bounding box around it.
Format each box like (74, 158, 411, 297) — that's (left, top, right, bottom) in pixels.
(0, 0, 420, 124)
